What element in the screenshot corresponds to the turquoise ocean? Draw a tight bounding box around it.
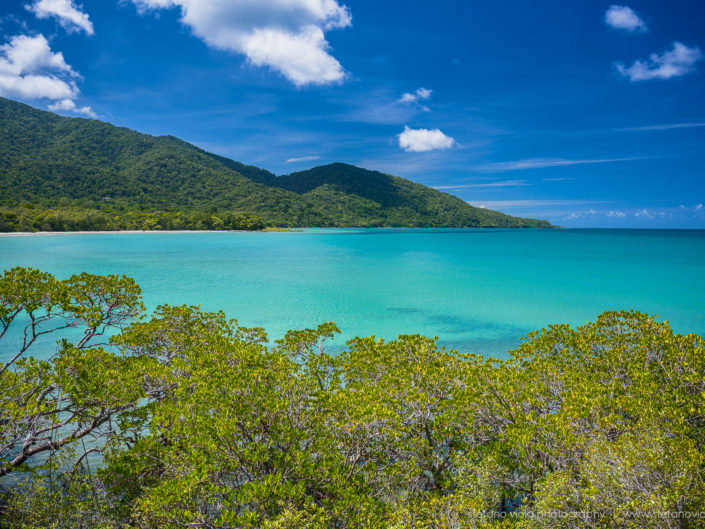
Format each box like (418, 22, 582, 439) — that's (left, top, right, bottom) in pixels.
(1, 228, 704, 358)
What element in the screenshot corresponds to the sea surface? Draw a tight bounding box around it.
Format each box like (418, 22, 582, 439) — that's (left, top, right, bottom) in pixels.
(1, 228, 704, 358)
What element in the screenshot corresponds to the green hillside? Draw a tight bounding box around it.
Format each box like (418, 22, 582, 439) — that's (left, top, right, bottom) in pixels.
(0, 97, 552, 230)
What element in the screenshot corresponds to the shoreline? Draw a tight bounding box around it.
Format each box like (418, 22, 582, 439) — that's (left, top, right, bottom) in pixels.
(3, 227, 703, 237)
(0, 227, 560, 237)
(0, 228, 299, 237)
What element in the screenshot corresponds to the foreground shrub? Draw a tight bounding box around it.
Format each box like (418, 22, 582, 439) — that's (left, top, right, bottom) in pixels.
(1, 268, 703, 528)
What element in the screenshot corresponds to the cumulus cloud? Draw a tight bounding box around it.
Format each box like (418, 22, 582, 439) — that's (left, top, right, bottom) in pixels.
(617, 42, 703, 81)
(26, 0, 94, 35)
(398, 126, 455, 153)
(0, 34, 93, 115)
(0, 34, 76, 76)
(0, 34, 78, 99)
(604, 5, 647, 32)
(130, 0, 351, 86)
(399, 87, 432, 104)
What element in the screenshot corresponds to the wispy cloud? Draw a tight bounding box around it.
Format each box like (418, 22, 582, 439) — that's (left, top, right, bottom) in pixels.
(286, 155, 321, 163)
(604, 5, 647, 33)
(566, 209, 598, 220)
(617, 121, 705, 131)
(563, 204, 705, 222)
(435, 180, 528, 190)
(607, 210, 626, 218)
(472, 156, 645, 173)
(467, 200, 603, 208)
(332, 89, 421, 125)
(616, 42, 703, 81)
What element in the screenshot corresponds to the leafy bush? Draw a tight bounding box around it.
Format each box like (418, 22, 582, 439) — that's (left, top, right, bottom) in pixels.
(1, 269, 702, 528)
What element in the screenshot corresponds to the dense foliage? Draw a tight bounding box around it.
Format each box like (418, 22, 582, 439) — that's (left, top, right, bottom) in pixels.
(1, 268, 703, 528)
(0, 206, 265, 232)
(0, 97, 552, 230)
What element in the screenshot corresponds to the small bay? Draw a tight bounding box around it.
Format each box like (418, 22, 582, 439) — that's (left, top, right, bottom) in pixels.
(1, 228, 704, 358)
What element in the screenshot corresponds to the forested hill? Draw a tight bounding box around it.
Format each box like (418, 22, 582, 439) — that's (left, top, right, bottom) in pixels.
(0, 97, 553, 230)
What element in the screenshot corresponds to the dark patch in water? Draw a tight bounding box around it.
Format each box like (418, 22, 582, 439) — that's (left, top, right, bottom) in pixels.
(386, 306, 530, 336)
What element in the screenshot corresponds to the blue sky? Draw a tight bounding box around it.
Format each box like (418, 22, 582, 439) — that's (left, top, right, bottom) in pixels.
(1, 0, 704, 227)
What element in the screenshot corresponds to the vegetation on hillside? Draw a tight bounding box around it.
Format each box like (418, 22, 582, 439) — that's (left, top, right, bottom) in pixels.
(0, 97, 552, 230)
(1, 267, 703, 528)
(0, 206, 265, 232)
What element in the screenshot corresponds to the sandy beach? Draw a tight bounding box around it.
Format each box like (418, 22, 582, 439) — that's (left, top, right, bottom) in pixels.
(0, 228, 295, 237)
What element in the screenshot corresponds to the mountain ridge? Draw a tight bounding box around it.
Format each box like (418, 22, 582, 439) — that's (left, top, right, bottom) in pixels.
(0, 97, 553, 230)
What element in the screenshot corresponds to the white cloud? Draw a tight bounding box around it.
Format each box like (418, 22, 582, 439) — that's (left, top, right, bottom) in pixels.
(607, 210, 627, 217)
(0, 34, 93, 115)
(241, 26, 344, 86)
(0, 34, 77, 99)
(634, 209, 658, 218)
(130, 0, 351, 86)
(48, 97, 95, 116)
(399, 87, 432, 103)
(617, 42, 703, 81)
(398, 126, 455, 153)
(604, 5, 647, 32)
(0, 34, 76, 76)
(26, 0, 94, 35)
(286, 154, 321, 163)
(564, 205, 703, 223)
(565, 209, 598, 220)
(0, 72, 73, 100)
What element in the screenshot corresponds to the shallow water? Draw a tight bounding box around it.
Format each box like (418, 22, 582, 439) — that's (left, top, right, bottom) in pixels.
(1, 228, 704, 358)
